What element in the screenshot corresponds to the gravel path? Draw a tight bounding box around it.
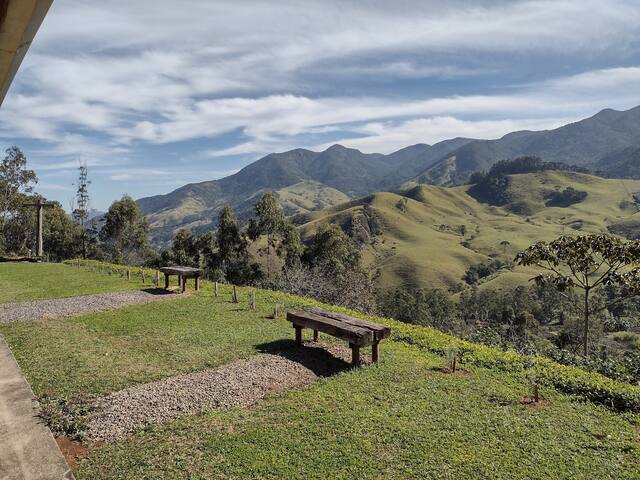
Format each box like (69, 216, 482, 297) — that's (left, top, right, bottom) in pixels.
(89, 344, 364, 442)
(0, 290, 178, 323)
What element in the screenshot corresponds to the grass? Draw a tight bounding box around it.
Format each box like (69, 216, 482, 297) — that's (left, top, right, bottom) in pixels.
(1, 263, 639, 478)
(0, 290, 292, 397)
(0, 262, 146, 303)
(298, 171, 640, 291)
(78, 343, 640, 480)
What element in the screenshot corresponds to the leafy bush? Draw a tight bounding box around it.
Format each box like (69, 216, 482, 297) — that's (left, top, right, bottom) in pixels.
(463, 259, 513, 285)
(545, 187, 588, 207)
(39, 393, 95, 440)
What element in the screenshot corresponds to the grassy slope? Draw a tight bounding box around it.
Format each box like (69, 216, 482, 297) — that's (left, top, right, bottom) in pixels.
(79, 342, 639, 480)
(146, 181, 352, 245)
(0, 263, 146, 303)
(299, 171, 640, 290)
(0, 264, 638, 479)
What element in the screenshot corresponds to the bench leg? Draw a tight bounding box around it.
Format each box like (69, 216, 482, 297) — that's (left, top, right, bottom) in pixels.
(181, 276, 187, 293)
(350, 344, 360, 367)
(313, 330, 319, 342)
(164, 273, 169, 289)
(372, 341, 380, 363)
(295, 326, 303, 346)
(195, 276, 200, 291)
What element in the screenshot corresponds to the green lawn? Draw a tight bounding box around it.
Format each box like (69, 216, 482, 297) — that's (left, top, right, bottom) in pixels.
(0, 292, 294, 397)
(78, 343, 639, 480)
(0, 264, 639, 479)
(0, 263, 146, 303)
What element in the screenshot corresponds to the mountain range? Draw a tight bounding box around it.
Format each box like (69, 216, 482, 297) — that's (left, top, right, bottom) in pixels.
(138, 105, 640, 244)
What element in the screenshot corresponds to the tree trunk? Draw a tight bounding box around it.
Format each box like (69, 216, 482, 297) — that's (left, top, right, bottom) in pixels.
(583, 288, 590, 356)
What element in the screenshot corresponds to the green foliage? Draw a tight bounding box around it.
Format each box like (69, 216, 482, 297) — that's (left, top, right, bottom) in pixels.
(303, 224, 361, 277)
(38, 393, 94, 440)
(379, 287, 459, 331)
(545, 186, 588, 207)
(463, 259, 513, 285)
(101, 195, 150, 264)
(516, 234, 640, 355)
(0, 146, 39, 254)
(211, 206, 255, 284)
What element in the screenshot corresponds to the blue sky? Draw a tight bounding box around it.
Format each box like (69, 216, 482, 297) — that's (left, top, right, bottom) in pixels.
(2, 0, 640, 210)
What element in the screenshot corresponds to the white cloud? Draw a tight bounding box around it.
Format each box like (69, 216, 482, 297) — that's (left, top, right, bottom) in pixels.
(1, 0, 640, 208)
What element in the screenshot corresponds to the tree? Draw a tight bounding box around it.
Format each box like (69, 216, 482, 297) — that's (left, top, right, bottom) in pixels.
(171, 229, 198, 266)
(72, 164, 91, 258)
(210, 206, 255, 284)
(100, 195, 150, 264)
(0, 146, 37, 250)
(516, 234, 640, 355)
(249, 192, 287, 277)
(279, 223, 303, 267)
(303, 224, 361, 277)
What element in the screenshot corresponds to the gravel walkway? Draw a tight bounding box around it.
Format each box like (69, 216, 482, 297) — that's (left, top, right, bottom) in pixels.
(0, 290, 178, 323)
(89, 343, 364, 442)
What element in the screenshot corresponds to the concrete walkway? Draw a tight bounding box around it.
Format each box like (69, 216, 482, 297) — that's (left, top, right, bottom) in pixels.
(0, 336, 74, 480)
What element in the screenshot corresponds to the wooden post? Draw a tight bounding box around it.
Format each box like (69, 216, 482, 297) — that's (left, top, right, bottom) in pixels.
(351, 344, 360, 366)
(372, 341, 379, 363)
(141, 270, 146, 284)
(313, 330, 319, 342)
(214, 282, 219, 297)
(24, 199, 55, 259)
(127, 270, 131, 281)
(232, 285, 239, 303)
(164, 272, 170, 289)
(273, 303, 280, 319)
(249, 290, 256, 310)
(155, 270, 160, 287)
(181, 275, 187, 294)
(195, 275, 200, 291)
(295, 326, 302, 346)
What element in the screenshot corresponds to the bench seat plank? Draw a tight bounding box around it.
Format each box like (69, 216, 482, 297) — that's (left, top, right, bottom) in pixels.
(160, 266, 201, 277)
(308, 307, 391, 341)
(287, 310, 374, 346)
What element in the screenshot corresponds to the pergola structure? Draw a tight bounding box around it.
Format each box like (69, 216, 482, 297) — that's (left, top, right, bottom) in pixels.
(0, 0, 53, 106)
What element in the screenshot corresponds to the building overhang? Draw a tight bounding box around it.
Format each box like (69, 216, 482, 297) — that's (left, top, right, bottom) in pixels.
(0, 0, 53, 106)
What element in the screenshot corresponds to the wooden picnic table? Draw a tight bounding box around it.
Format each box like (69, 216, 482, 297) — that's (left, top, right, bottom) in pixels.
(287, 307, 391, 366)
(159, 266, 202, 293)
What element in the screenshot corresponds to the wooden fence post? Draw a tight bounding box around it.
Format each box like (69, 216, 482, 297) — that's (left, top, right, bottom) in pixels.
(273, 303, 280, 319)
(141, 270, 146, 284)
(127, 270, 131, 281)
(249, 290, 256, 310)
(214, 282, 219, 297)
(232, 285, 239, 303)
(155, 270, 160, 287)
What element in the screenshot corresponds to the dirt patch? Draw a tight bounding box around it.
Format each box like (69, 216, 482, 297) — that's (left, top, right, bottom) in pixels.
(521, 397, 549, 409)
(56, 436, 88, 468)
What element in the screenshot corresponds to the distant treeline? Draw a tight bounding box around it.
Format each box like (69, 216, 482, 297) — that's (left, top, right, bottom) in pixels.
(468, 156, 590, 206)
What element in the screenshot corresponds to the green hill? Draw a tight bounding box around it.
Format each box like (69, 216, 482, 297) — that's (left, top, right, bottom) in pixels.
(296, 171, 640, 291)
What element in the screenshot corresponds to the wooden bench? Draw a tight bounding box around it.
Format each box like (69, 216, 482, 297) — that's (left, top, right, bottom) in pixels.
(287, 307, 391, 366)
(159, 266, 202, 293)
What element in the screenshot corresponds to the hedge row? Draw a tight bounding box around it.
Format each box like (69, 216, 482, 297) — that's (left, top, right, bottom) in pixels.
(290, 298, 640, 413)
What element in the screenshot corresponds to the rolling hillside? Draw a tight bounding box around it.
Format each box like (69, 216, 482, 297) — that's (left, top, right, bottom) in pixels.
(138, 141, 469, 244)
(417, 106, 640, 185)
(295, 171, 640, 291)
(138, 106, 640, 245)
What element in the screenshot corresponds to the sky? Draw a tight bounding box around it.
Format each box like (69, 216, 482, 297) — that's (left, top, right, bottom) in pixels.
(1, 0, 640, 211)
